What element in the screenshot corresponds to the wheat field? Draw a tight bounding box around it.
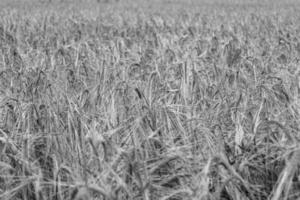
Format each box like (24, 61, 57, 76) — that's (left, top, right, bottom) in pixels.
(0, 0, 300, 200)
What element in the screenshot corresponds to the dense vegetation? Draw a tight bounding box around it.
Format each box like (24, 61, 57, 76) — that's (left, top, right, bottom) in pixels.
(1, 1, 300, 199)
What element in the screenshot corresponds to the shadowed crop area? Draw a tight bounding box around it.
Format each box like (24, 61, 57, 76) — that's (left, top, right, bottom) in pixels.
(1, 0, 300, 199)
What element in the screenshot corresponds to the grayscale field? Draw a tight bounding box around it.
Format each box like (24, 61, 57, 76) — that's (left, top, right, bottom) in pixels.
(1, 0, 300, 200)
